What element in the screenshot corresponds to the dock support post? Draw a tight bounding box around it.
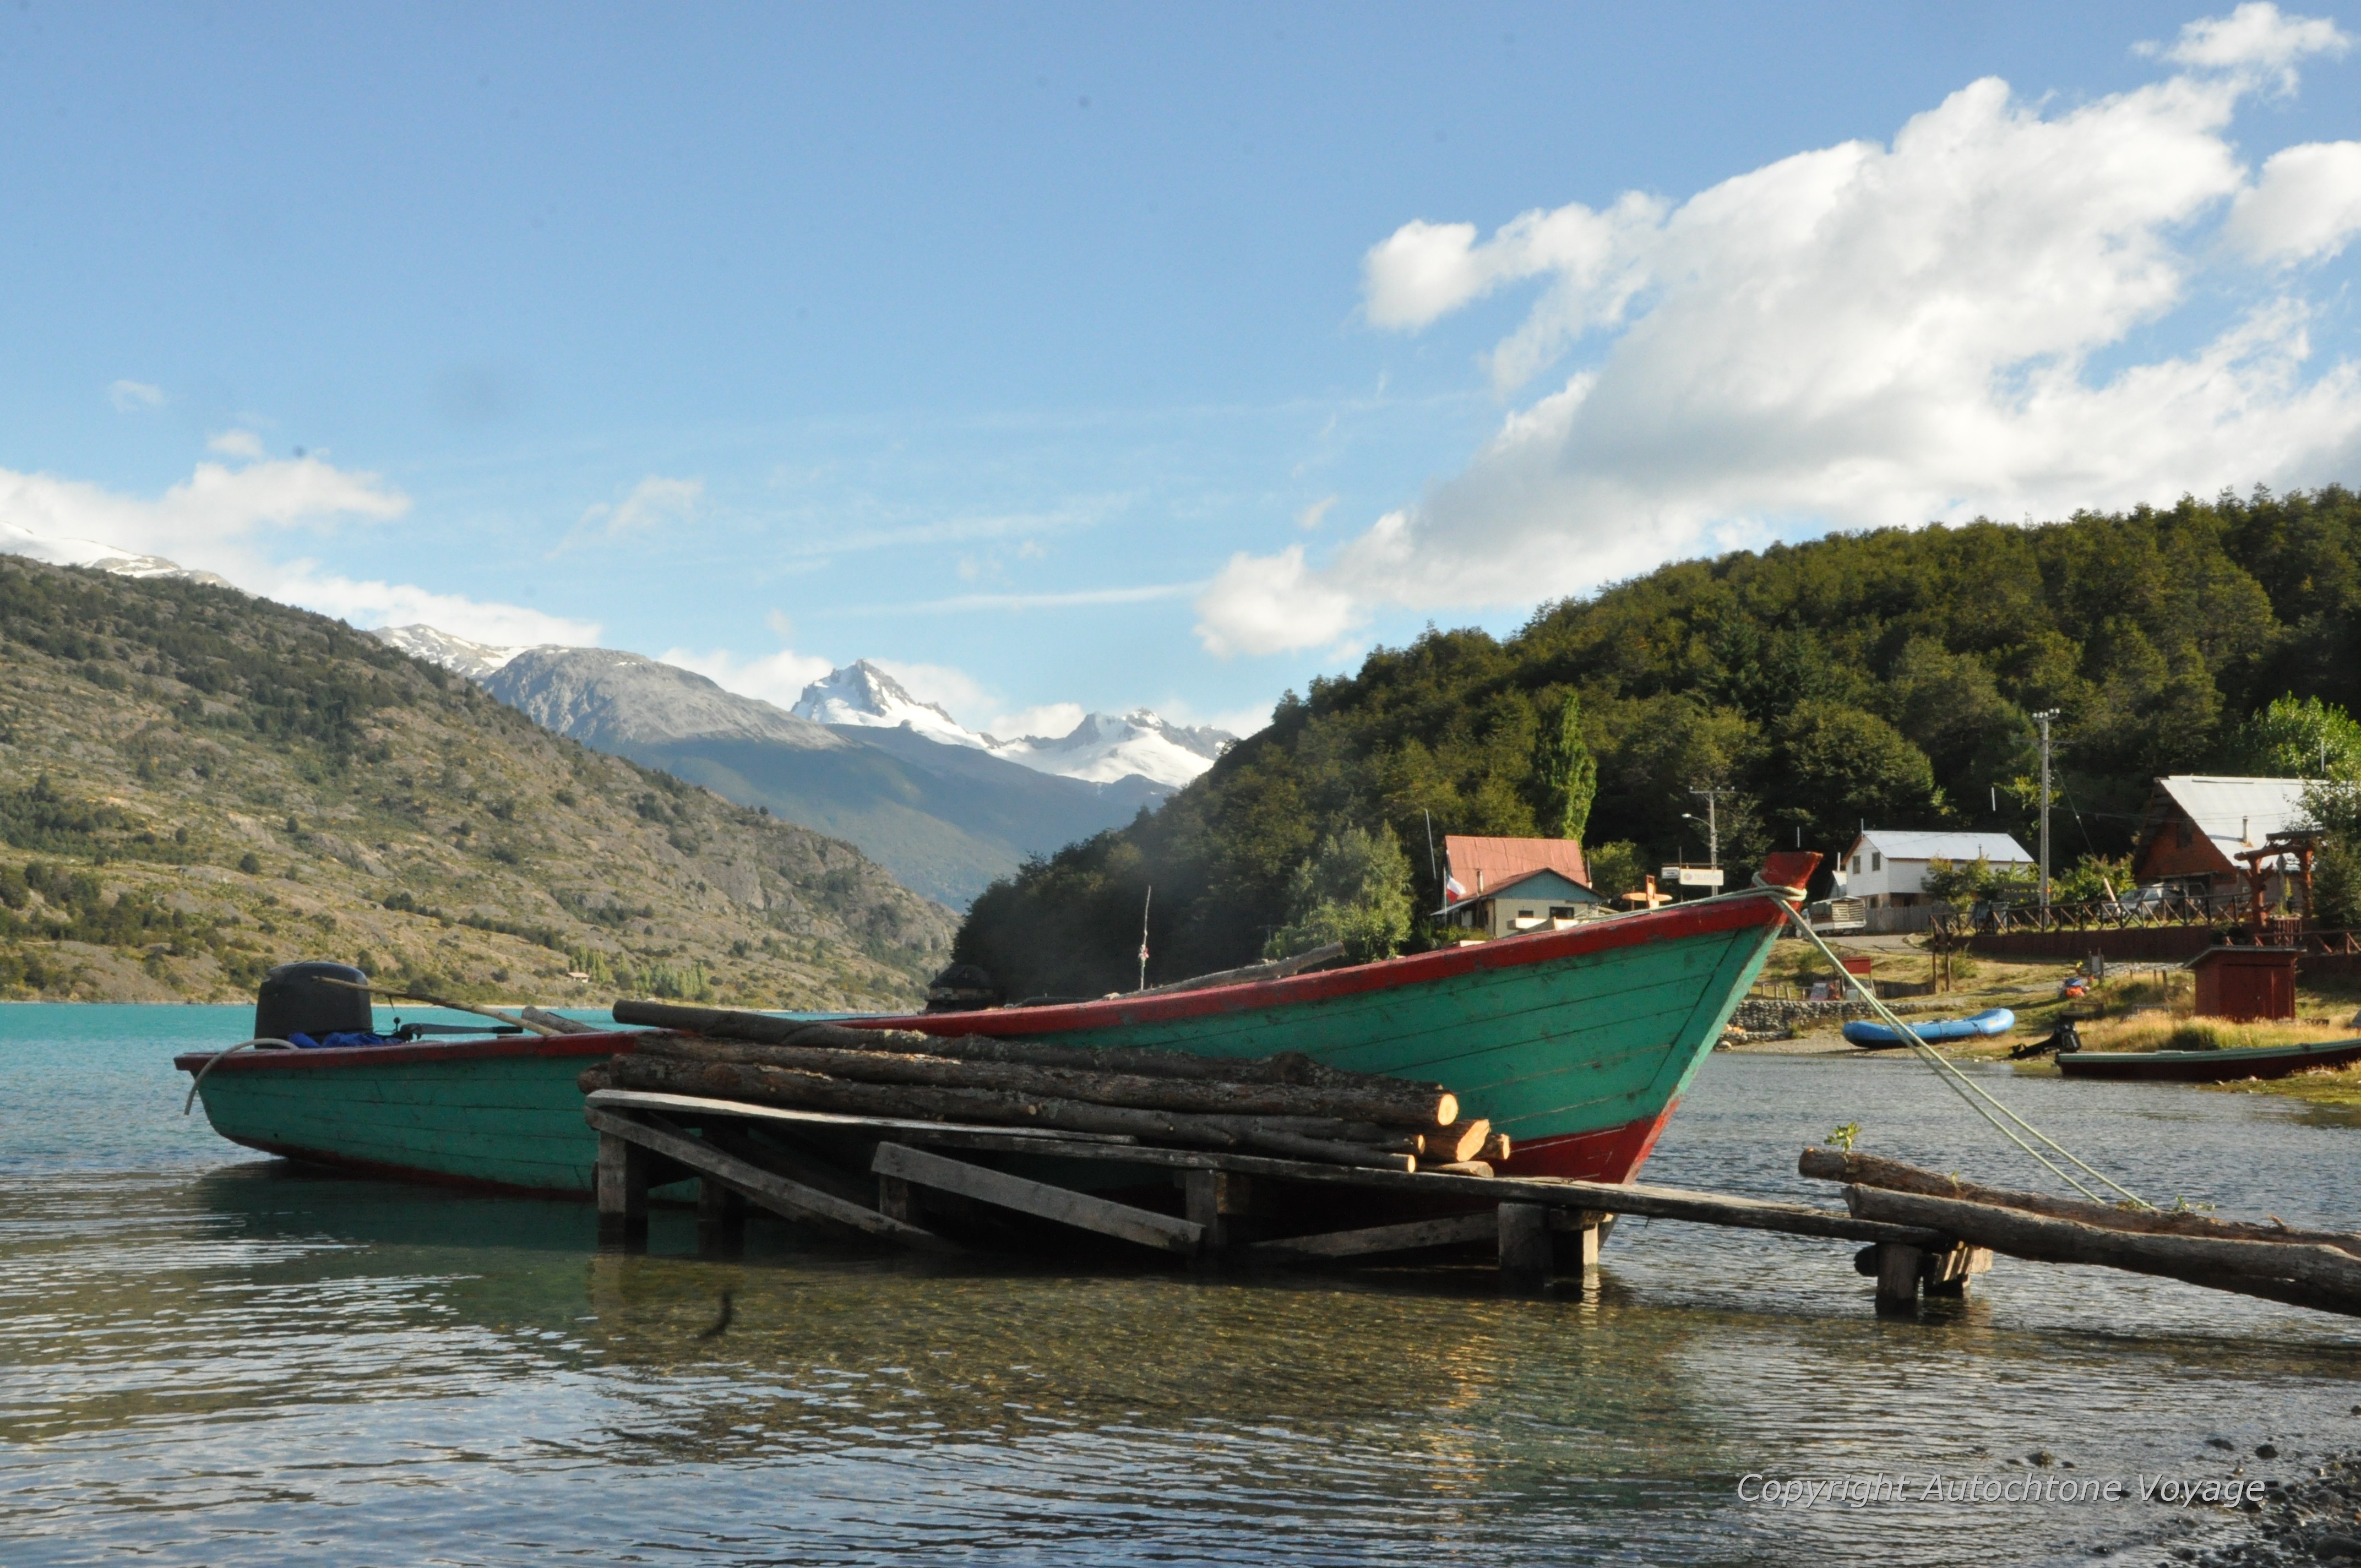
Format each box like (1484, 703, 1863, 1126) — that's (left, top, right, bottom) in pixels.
(1182, 1169, 1229, 1256)
(697, 1175, 746, 1257)
(1499, 1202, 1553, 1291)
(1874, 1242, 1923, 1314)
(597, 1130, 648, 1250)
(1923, 1243, 1993, 1297)
(877, 1174, 915, 1226)
(1554, 1208, 1604, 1283)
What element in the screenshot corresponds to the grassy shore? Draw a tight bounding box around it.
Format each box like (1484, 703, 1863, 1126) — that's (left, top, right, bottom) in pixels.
(1747, 938, 2361, 1104)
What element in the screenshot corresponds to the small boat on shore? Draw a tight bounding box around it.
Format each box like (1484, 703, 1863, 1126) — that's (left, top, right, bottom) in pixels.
(1842, 1009, 2015, 1050)
(178, 855, 1824, 1193)
(2056, 1036, 2361, 1082)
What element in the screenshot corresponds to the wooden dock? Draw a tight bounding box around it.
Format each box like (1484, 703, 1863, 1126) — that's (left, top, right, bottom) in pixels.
(584, 1088, 1972, 1305)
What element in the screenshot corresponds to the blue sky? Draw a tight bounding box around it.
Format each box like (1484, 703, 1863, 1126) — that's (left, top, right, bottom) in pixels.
(4, 3, 2359, 738)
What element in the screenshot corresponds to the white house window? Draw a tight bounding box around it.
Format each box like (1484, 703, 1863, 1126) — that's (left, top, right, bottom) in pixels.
(1851, 855, 1862, 873)
(1872, 852, 1883, 872)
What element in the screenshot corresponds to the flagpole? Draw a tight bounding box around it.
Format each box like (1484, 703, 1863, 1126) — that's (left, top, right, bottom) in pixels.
(1137, 885, 1152, 992)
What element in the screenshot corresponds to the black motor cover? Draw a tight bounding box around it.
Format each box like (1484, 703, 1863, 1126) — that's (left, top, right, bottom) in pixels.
(254, 960, 374, 1041)
(923, 962, 1002, 1013)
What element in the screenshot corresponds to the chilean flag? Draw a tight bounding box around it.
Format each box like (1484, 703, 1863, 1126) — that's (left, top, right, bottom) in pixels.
(1443, 872, 1467, 905)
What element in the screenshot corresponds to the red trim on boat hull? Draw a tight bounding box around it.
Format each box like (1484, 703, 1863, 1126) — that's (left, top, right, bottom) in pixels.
(1497, 1102, 1679, 1185)
(850, 892, 1791, 1039)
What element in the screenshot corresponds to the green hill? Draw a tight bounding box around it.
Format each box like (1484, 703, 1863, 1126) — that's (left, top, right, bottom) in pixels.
(955, 487, 2361, 999)
(0, 556, 956, 1007)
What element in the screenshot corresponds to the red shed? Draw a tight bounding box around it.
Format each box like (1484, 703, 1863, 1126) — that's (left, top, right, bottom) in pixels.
(2186, 946, 2297, 1022)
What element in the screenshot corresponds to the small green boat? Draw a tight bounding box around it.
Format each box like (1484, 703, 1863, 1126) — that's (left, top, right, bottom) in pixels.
(2057, 1036, 2361, 1083)
(180, 858, 1815, 1192)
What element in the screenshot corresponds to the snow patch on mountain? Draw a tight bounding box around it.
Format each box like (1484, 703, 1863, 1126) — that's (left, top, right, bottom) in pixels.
(371, 624, 531, 681)
(0, 520, 232, 587)
(373, 634, 1233, 792)
(993, 710, 1232, 788)
(792, 661, 1232, 788)
(791, 660, 989, 749)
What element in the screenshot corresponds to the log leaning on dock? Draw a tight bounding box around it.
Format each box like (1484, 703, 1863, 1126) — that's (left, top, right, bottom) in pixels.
(608, 999, 1454, 1109)
(629, 1033, 1456, 1128)
(1841, 1186, 2361, 1318)
(1799, 1148, 2361, 1261)
(583, 1054, 1417, 1169)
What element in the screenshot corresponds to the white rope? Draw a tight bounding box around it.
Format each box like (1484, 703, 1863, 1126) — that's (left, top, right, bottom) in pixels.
(182, 1039, 296, 1114)
(1773, 902, 2150, 1208)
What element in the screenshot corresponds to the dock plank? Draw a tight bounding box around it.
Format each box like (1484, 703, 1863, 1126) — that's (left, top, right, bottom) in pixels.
(585, 1107, 949, 1246)
(871, 1141, 1203, 1253)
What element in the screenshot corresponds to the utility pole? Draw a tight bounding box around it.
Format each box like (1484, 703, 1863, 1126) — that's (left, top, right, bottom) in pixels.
(1687, 787, 1722, 868)
(2033, 711, 2059, 914)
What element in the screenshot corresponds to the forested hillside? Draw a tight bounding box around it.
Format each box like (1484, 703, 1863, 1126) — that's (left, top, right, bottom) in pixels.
(958, 487, 2361, 998)
(0, 557, 955, 1005)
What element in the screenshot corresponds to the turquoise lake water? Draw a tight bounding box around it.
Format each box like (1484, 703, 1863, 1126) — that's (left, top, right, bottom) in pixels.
(3, 1003, 2357, 1566)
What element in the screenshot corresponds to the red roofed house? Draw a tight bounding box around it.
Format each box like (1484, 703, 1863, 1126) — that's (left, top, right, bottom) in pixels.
(1434, 835, 1604, 939)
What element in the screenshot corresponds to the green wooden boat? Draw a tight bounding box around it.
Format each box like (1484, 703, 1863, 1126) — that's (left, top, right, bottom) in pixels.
(179, 858, 1814, 1193)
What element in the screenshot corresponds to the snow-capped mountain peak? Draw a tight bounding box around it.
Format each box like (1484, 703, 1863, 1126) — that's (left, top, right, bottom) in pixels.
(370, 624, 532, 681)
(994, 708, 1232, 788)
(789, 662, 1236, 787)
(791, 661, 986, 749)
(0, 520, 232, 587)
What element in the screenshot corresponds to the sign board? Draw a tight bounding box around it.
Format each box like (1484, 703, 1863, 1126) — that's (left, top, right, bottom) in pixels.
(1660, 865, 1725, 889)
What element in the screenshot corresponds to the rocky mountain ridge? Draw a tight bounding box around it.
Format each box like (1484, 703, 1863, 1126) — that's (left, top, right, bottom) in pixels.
(0, 556, 954, 1006)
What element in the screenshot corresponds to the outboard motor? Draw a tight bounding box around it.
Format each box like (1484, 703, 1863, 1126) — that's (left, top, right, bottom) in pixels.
(923, 962, 1002, 1013)
(254, 961, 374, 1043)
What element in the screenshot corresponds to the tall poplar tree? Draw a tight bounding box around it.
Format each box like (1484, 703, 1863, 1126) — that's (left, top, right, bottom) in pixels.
(1535, 690, 1598, 842)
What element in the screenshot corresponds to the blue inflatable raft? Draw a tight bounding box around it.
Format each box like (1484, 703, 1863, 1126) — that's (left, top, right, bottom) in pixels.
(1842, 1008, 2015, 1049)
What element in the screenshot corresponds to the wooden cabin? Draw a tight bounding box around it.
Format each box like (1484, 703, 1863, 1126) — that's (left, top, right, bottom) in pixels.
(2130, 775, 2318, 901)
(1434, 835, 1603, 939)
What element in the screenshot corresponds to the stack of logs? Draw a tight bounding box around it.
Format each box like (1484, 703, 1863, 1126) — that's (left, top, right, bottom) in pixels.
(583, 1000, 1509, 1174)
(1802, 1147, 2361, 1317)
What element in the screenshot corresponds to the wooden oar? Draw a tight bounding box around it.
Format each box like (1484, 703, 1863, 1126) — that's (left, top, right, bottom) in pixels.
(315, 976, 560, 1036)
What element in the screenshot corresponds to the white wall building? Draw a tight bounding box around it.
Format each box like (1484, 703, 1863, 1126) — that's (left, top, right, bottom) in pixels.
(1836, 830, 2036, 909)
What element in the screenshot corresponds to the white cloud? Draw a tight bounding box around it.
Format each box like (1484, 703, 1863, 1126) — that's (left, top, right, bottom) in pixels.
(872, 658, 992, 722)
(1196, 543, 1359, 657)
(569, 475, 703, 547)
(1362, 193, 1666, 393)
(2145, 1, 2349, 89)
(1199, 18, 2361, 656)
(0, 455, 583, 652)
(207, 429, 266, 459)
(990, 701, 1085, 741)
(2229, 141, 2361, 263)
(108, 380, 166, 411)
(765, 608, 796, 641)
(277, 570, 601, 648)
(1296, 496, 1338, 530)
(0, 455, 408, 565)
(659, 646, 836, 710)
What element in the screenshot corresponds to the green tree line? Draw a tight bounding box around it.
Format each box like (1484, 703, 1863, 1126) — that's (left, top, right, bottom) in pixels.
(956, 487, 2361, 998)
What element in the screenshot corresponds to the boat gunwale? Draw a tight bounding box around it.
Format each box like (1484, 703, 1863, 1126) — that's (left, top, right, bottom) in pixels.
(852, 890, 1793, 1038)
(172, 893, 1791, 1080)
(173, 1028, 643, 1075)
(2058, 1037, 2361, 1069)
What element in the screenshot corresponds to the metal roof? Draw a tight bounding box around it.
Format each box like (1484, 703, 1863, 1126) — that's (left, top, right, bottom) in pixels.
(1845, 830, 2034, 863)
(1442, 835, 1590, 891)
(2148, 775, 2318, 853)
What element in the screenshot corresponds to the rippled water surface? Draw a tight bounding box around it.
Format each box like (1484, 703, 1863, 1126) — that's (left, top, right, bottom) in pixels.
(5, 1004, 2358, 1566)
